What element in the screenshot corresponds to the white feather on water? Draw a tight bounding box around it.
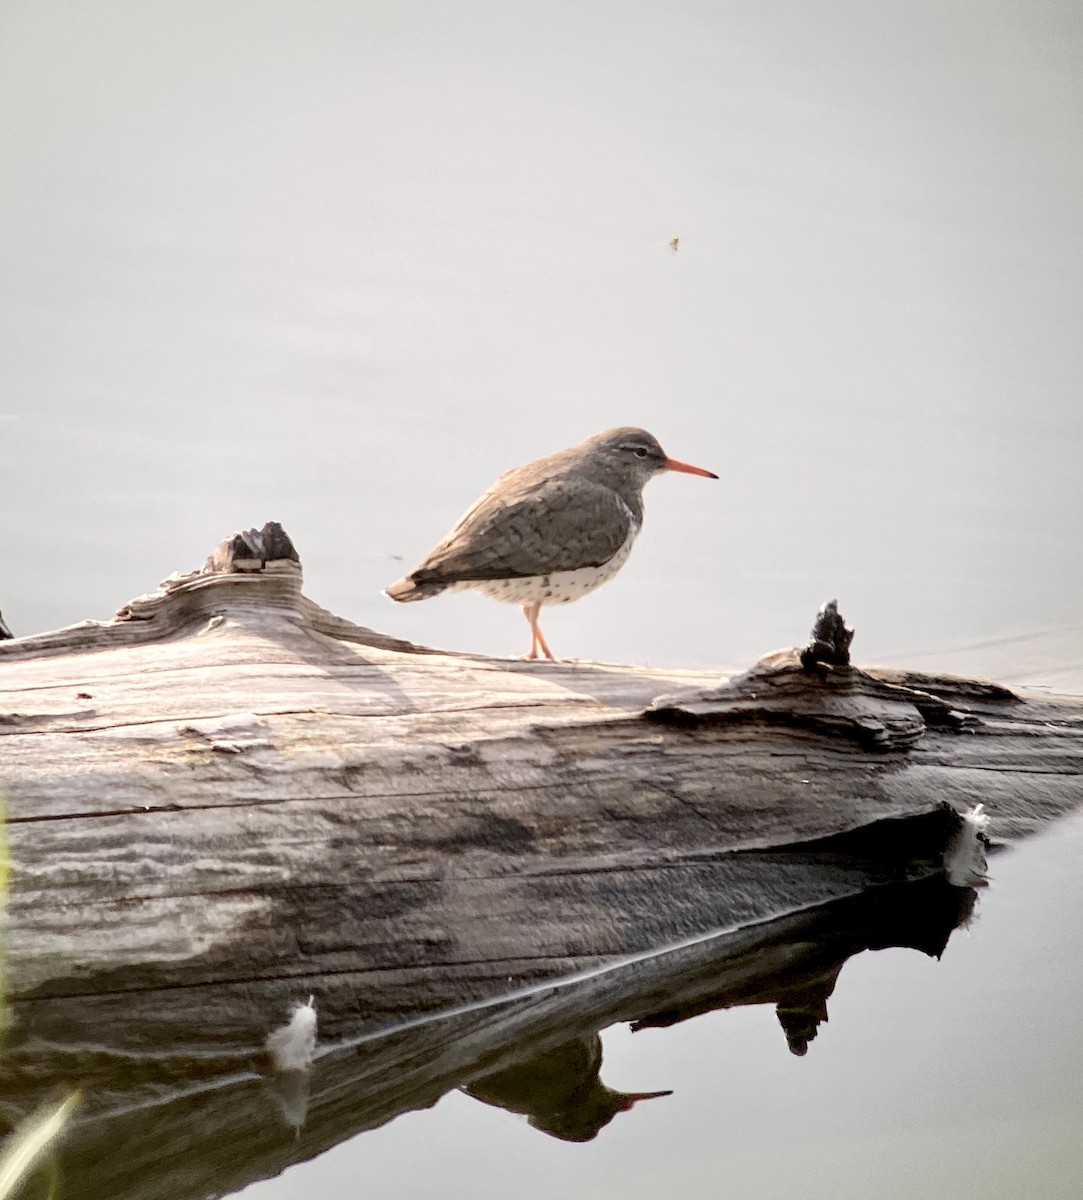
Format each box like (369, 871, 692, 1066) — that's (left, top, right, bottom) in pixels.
(265, 996, 318, 1073)
(943, 804, 991, 888)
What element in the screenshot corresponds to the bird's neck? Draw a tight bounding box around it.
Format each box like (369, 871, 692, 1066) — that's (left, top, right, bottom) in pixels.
(613, 484, 645, 528)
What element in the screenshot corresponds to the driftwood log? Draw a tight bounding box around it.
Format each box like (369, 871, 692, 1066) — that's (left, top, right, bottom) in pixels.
(0, 523, 1080, 1200)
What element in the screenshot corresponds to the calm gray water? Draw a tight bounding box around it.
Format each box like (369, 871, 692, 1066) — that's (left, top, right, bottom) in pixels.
(3, 1, 1082, 669)
(1, 1, 1081, 1196)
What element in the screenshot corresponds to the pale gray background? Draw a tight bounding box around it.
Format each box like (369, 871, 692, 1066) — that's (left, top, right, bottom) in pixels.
(1, 2, 1081, 1197)
(2, 0, 1080, 672)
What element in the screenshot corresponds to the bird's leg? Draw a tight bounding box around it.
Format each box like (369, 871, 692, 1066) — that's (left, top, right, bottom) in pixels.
(519, 602, 556, 662)
(533, 615, 556, 662)
(519, 604, 540, 660)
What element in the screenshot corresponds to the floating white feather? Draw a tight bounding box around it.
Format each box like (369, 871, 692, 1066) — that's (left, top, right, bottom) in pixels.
(265, 995, 318, 1073)
(943, 804, 990, 887)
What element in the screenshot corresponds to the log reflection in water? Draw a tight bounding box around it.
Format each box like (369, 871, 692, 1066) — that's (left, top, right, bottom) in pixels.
(0, 844, 981, 1197)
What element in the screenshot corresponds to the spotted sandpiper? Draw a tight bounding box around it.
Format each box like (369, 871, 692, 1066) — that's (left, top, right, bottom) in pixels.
(384, 427, 717, 660)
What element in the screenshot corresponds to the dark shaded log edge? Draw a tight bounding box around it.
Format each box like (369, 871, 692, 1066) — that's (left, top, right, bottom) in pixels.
(0, 522, 1081, 1200)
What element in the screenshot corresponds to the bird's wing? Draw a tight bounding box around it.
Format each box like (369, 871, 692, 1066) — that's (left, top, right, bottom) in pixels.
(413, 476, 636, 583)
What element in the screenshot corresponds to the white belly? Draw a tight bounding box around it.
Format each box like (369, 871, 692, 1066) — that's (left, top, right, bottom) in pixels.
(455, 526, 638, 607)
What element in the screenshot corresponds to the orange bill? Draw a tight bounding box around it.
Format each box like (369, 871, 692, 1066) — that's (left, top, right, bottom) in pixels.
(617, 1089, 675, 1111)
(663, 456, 718, 479)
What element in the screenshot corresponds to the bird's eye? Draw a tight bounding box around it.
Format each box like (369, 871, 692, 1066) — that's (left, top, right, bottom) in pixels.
(633, 447, 649, 458)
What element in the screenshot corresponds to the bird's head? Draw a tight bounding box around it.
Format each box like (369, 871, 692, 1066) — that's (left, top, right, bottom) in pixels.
(578, 427, 718, 491)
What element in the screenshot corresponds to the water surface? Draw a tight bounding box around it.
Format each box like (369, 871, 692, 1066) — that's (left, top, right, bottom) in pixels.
(2, 1, 1081, 669)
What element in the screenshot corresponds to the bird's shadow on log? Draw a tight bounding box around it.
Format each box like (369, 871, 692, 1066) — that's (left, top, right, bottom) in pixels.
(470, 654, 731, 712)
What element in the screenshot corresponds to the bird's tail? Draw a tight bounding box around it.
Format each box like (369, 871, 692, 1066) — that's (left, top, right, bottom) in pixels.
(383, 573, 447, 602)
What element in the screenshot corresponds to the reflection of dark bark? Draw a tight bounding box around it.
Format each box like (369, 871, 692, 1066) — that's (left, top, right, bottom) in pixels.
(464, 1033, 671, 1142)
(631, 874, 976, 1056)
(0, 809, 980, 1200)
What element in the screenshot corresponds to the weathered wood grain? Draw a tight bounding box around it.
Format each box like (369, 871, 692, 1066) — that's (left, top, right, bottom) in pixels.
(0, 523, 1079, 1200)
(0, 524, 1079, 995)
